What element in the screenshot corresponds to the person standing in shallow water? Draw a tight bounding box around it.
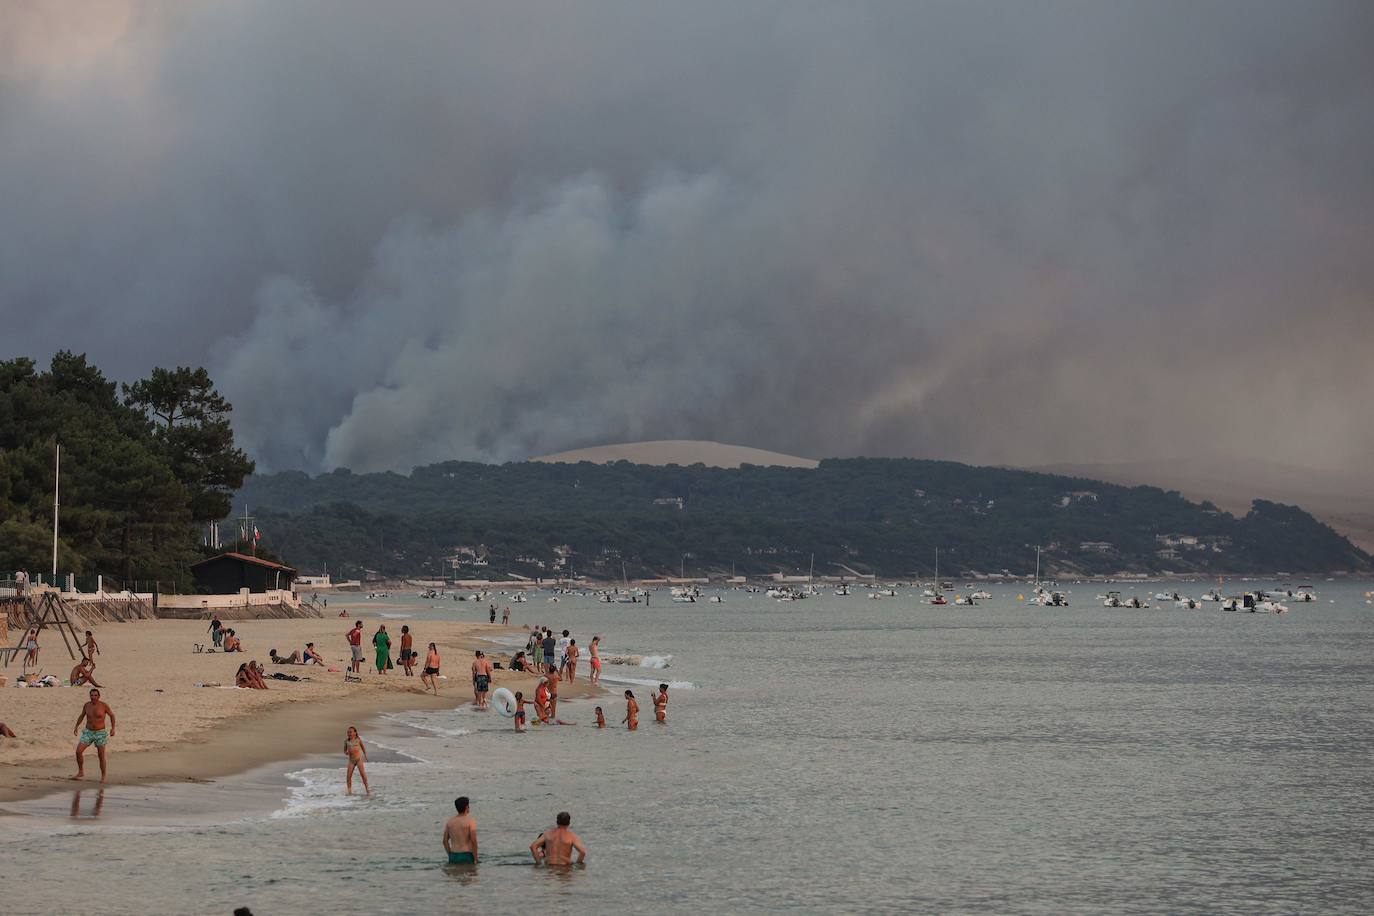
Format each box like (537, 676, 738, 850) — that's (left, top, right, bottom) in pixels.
(530, 811, 587, 866)
(653, 684, 668, 724)
(72, 689, 115, 782)
(344, 726, 370, 795)
(622, 690, 639, 731)
(422, 642, 441, 695)
(444, 796, 478, 864)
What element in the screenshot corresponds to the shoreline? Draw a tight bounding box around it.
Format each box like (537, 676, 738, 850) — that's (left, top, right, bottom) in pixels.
(0, 618, 604, 807)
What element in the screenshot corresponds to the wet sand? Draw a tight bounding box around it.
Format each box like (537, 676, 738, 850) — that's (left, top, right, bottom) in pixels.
(0, 617, 600, 802)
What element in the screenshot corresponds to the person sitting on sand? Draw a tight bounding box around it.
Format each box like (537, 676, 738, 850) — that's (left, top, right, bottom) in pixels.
(270, 648, 304, 664)
(509, 651, 531, 672)
(530, 812, 587, 866)
(0, 722, 16, 739)
(595, 706, 606, 729)
(70, 657, 103, 688)
(302, 642, 325, 666)
(235, 662, 268, 689)
(344, 725, 370, 795)
(223, 630, 242, 652)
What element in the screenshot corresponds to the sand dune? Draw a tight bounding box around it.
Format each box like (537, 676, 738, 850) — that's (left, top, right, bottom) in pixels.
(533, 439, 818, 469)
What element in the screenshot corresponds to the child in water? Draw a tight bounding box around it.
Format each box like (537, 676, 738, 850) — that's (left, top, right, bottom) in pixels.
(514, 690, 527, 733)
(622, 690, 639, 731)
(595, 706, 606, 729)
(344, 726, 370, 795)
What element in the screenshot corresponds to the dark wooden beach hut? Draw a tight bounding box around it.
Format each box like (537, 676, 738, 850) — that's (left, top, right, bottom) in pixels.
(190, 552, 297, 594)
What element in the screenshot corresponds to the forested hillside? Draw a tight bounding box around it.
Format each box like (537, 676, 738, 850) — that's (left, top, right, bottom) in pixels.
(237, 458, 1373, 580)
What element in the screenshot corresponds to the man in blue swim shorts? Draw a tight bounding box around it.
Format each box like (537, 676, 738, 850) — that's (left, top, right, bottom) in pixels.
(72, 688, 116, 782)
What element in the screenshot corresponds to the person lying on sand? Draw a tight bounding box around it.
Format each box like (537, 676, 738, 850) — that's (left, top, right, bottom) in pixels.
(0, 722, 17, 739)
(270, 649, 304, 664)
(70, 657, 103, 688)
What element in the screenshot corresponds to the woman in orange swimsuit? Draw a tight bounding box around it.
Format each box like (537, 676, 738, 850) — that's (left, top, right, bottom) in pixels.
(653, 684, 668, 723)
(588, 636, 602, 686)
(622, 689, 639, 731)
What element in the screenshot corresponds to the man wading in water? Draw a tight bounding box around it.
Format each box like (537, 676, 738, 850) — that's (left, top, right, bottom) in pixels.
(531, 811, 587, 866)
(444, 796, 478, 865)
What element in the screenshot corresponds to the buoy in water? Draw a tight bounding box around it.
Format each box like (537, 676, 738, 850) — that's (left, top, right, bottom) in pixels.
(491, 687, 516, 718)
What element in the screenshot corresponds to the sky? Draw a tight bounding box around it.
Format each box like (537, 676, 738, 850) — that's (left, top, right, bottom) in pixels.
(2, 1, 1372, 479)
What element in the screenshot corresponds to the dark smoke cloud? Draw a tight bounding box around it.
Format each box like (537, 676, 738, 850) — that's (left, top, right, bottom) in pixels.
(3, 1, 1372, 476)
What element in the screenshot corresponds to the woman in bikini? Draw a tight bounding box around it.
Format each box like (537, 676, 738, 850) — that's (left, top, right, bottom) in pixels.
(344, 726, 370, 795)
(653, 684, 668, 724)
(589, 636, 602, 686)
(421, 643, 441, 695)
(23, 628, 39, 668)
(565, 639, 579, 682)
(622, 689, 639, 731)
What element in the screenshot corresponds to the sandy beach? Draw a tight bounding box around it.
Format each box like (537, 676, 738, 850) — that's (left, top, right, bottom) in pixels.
(0, 617, 599, 802)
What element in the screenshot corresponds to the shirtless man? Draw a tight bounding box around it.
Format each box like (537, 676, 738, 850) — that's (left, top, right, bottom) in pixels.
(589, 635, 602, 686)
(471, 651, 493, 709)
(399, 625, 415, 677)
(530, 812, 587, 866)
(422, 642, 441, 695)
(70, 657, 103, 688)
(72, 689, 116, 782)
(443, 796, 478, 865)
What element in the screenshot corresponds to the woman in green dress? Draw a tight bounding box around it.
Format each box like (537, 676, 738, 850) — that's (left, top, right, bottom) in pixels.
(374, 624, 391, 675)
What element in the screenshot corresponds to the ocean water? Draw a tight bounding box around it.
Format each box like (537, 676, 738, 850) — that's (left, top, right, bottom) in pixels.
(2, 581, 1373, 914)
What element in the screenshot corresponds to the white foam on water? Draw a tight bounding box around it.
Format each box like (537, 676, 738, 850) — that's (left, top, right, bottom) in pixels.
(379, 711, 473, 739)
(598, 673, 697, 690)
(379, 612, 412, 619)
(639, 654, 673, 668)
(273, 766, 362, 819)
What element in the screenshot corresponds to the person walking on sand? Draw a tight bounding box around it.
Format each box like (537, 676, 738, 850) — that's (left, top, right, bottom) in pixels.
(83, 630, 100, 660)
(72, 688, 115, 782)
(565, 639, 580, 683)
(501, 606, 510, 625)
(653, 684, 668, 724)
(443, 796, 478, 864)
(399, 625, 415, 677)
(514, 691, 528, 733)
(589, 636, 602, 686)
(208, 615, 223, 649)
(422, 642, 441, 695)
(471, 650, 492, 709)
(347, 620, 364, 674)
(530, 812, 587, 866)
(622, 689, 639, 731)
(344, 726, 370, 795)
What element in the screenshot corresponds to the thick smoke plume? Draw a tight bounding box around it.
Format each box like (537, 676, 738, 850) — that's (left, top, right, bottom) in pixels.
(3, 1, 1373, 475)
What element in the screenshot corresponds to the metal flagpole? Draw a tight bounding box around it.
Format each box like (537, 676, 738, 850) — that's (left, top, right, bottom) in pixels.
(51, 443, 60, 580)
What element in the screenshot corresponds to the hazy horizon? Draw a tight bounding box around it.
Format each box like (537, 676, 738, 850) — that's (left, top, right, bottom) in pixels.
(3, 1, 1373, 484)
